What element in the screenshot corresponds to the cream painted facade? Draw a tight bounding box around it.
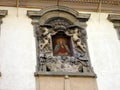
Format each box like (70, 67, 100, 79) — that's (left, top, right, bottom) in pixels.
(0, 6, 120, 90)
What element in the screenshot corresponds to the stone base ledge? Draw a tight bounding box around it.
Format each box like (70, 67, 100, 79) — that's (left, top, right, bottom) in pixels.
(36, 75, 98, 90)
(34, 71, 96, 78)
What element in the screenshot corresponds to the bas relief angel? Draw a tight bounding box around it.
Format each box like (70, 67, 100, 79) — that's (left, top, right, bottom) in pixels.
(37, 25, 92, 73)
(66, 28, 86, 54)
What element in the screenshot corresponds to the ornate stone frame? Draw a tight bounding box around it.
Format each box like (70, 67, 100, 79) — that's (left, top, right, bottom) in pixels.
(27, 5, 96, 77)
(0, 10, 8, 76)
(108, 14, 120, 40)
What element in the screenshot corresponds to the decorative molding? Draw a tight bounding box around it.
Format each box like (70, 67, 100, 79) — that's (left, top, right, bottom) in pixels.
(0, 10, 8, 16)
(34, 71, 96, 77)
(0, 10, 8, 24)
(108, 14, 120, 29)
(1, 0, 120, 13)
(108, 14, 120, 39)
(108, 15, 120, 21)
(27, 5, 96, 77)
(27, 5, 90, 21)
(27, 6, 91, 31)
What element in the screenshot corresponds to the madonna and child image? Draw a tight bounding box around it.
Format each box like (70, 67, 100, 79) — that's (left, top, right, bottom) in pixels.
(53, 37, 73, 56)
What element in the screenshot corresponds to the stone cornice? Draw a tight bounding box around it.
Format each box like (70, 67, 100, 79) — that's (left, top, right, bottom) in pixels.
(27, 6, 91, 30)
(27, 5, 90, 22)
(108, 14, 120, 21)
(0, 10, 8, 17)
(108, 14, 120, 39)
(0, 10, 8, 24)
(34, 71, 97, 78)
(108, 14, 120, 29)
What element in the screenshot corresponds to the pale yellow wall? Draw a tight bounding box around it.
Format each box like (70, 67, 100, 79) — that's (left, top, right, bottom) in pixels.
(0, 6, 120, 90)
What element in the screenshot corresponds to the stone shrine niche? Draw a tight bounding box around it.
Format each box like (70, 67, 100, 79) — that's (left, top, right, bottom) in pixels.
(27, 6, 96, 77)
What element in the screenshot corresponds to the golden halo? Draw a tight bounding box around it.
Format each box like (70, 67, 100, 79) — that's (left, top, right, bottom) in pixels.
(56, 37, 67, 44)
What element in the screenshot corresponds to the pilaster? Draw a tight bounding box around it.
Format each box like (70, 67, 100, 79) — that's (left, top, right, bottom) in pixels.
(0, 10, 7, 76)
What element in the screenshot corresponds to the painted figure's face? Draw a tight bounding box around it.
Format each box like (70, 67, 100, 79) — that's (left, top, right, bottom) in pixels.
(59, 40, 63, 45)
(56, 38, 65, 45)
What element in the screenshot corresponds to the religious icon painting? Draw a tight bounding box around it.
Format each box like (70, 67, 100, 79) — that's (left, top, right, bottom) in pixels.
(52, 31, 73, 56)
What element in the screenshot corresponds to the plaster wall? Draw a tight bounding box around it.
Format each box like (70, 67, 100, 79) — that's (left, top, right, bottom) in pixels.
(87, 13, 120, 90)
(0, 6, 120, 90)
(0, 7, 38, 90)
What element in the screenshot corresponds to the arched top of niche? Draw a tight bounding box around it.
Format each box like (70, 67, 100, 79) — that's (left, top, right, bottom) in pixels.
(39, 10, 77, 25)
(38, 5, 79, 18)
(27, 5, 90, 19)
(27, 5, 91, 29)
